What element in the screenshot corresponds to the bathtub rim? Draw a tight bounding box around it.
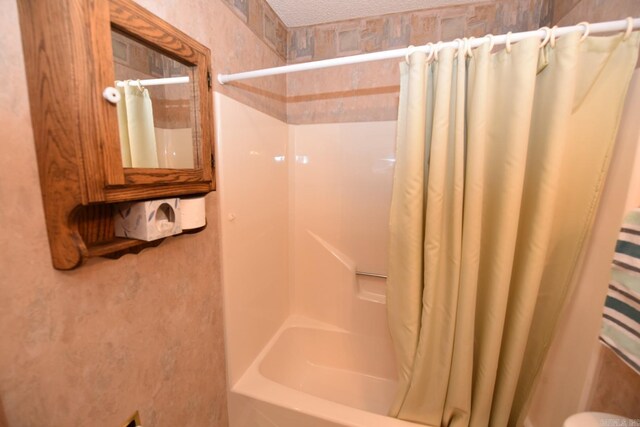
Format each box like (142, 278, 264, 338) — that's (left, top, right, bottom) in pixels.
(230, 315, 429, 427)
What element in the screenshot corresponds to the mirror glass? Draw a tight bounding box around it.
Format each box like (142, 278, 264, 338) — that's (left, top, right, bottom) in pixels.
(111, 29, 199, 169)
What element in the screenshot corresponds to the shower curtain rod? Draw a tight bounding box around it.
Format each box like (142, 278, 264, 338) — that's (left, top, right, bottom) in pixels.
(115, 76, 190, 87)
(218, 17, 640, 84)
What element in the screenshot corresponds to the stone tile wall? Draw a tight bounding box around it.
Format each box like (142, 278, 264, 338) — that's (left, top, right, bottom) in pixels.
(286, 0, 546, 123)
(288, 0, 545, 62)
(217, 0, 552, 124)
(554, 0, 640, 31)
(220, 0, 287, 59)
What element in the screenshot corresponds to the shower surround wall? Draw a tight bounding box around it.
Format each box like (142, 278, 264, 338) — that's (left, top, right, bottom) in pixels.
(215, 93, 290, 388)
(216, 93, 402, 427)
(290, 122, 397, 332)
(0, 0, 287, 424)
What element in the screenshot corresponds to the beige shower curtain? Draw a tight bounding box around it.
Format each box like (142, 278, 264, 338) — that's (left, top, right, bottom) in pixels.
(387, 31, 640, 427)
(116, 82, 159, 168)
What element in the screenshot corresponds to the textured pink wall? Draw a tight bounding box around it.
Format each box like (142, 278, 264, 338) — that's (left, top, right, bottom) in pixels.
(0, 0, 287, 425)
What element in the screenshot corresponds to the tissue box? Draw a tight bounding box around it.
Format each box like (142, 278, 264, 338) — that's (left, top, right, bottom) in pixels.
(114, 198, 182, 241)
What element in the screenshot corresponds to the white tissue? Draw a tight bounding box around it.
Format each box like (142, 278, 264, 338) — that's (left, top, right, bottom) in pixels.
(114, 198, 182, 241)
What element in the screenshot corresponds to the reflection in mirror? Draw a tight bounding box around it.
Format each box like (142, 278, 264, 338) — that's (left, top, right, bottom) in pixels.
(111, 29, 198, 169)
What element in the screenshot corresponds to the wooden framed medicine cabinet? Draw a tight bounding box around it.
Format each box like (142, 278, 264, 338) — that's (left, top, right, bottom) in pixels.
(17, 0, 216, 270)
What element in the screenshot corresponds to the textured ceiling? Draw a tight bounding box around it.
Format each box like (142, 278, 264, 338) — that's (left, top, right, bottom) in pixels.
(265, 0, 485, 27)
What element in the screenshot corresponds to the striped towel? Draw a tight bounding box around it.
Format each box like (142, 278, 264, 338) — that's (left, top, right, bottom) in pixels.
(599, 208, 640, 375)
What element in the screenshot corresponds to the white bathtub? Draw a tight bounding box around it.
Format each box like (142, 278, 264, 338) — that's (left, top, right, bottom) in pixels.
(228, 316, 426, 427)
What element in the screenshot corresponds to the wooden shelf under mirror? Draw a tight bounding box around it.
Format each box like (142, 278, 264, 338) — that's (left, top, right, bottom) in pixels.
(77, 204, 173, 259)
(17, 0, 216, 270)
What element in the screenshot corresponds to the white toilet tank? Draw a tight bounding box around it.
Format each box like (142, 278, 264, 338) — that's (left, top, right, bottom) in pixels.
(563, 412, 633, 427)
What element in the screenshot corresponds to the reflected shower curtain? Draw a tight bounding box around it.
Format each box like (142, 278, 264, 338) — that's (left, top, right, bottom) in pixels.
(387, 32, 640, 427)
(116, 83, 159, 168)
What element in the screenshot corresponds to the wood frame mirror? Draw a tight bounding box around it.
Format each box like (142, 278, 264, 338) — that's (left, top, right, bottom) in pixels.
(17, 0, 216, 270)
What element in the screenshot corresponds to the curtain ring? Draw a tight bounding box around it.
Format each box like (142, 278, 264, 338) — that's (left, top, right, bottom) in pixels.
(434, 41, 443, 61)
(550, 25, 558, 48)
(578, 22, 590, 42)
(453, 38, 464, 55)
(539, 26, 551, 48)
(424, 42, 436, 63)
(405, 45, 416, 64)
(466, 37, 475, 58)
(135, 79, 144, 92)
(624, 17, 634, 41)
(506, 32, 513, 53)
(484, 34, 495, 52)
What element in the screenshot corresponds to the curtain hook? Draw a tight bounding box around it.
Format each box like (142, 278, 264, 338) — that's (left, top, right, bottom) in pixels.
(405, 45, 416, 64)
(453, 38, 463, 55)
(135, 79, 144, 92)
(424, 42, 435, 63)
(506, 32, 513, 53)
(485, 34, 495, 52)
(466, 37, 475, 58)
(624, 17, 634, 41)
(550, 25, 558, 48)
(434, 41, 443, 61)
(578, 22, 590, 42)
(539, 26, 551, 48)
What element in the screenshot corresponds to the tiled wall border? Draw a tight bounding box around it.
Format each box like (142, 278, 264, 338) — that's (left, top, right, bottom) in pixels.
(220, 0, 288, 59)
(222, 0, 551, 64)
(288, 0, 547, 63)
